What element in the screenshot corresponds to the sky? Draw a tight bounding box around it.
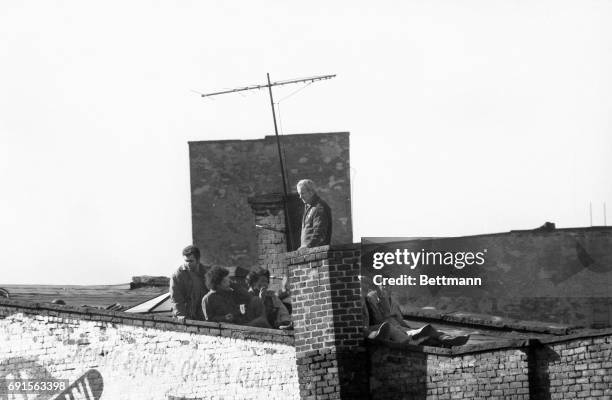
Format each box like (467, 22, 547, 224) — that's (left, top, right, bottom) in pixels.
(1, 1, 610, 284)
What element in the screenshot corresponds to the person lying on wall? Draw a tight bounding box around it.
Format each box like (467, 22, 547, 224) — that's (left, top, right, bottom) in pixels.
(361, 276, 470, 348)
(202, 266, 271, 328)
(245, 268, 292, 330)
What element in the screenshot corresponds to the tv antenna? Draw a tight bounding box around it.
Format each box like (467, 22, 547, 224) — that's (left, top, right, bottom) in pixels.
(198, 73, 336, 249)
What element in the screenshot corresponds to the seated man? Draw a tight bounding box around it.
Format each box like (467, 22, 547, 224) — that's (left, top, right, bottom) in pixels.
(277, 275, 292, 315)
(362, 276, 470, 348)
(202, 266, 270, 328)
(245, 268, 292, 329)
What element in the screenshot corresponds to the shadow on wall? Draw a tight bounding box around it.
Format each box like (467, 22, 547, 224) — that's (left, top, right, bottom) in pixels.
(369, 350, 428, 399)
(528, 344, 561, 400)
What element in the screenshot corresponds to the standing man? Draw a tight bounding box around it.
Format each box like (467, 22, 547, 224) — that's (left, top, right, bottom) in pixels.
(169, 245, 210, 320)
(297, 179, 332, 248)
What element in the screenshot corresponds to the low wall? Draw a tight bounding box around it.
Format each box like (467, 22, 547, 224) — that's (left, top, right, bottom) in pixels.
(0, 299, 299, 400)
(369, 329, 612, 400)
(532, 331, 612, 399)
(370, 342, 530, 399)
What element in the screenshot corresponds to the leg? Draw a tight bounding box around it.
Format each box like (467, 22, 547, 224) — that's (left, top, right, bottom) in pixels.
(406, 324, 470, 347)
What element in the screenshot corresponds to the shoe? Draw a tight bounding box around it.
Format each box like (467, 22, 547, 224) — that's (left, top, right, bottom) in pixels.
(439, 334, 470, 347)
(278, 322, 293, 330)
(367, 321, 390, 340)
(409, 324, 437, 341)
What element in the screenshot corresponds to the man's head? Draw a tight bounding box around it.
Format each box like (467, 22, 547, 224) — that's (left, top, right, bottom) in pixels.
(205, 266, 231, 291)
(182, 245, 201, 269)
(245, 267, 271, 292)
(297, 179, 317, 205)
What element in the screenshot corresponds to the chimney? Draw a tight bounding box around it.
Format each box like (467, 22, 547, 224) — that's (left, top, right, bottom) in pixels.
(248, 193, 289, 289)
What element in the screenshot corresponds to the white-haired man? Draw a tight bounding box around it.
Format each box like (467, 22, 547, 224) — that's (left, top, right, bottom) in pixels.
(296, 179, 332, 248)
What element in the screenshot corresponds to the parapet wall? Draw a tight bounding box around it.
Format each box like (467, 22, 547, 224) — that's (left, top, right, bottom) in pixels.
(371, 344, 530, 399)
(369, 330, 612, 400)
(531, 331, 612, 399)
(0, 299, 299, 400)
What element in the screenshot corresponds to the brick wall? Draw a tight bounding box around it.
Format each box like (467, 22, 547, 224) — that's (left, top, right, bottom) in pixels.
(531, 330, 612, 399)
(248, 193, 290, 290)
(288, 244, 368, 400)
(189, 132, 352, 269)
(0, 299, 299, 400)
(370, 343, 531, 400)
(368, 330, 612, 400)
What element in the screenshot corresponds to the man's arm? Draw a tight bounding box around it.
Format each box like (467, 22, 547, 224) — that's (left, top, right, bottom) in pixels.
(278, 275, 290, 300)
(169, 273, 188, 317)
(270, 293, 291, 326)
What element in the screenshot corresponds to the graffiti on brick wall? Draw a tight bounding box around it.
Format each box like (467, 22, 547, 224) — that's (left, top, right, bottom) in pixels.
(54, 369, 103, 400)
(0, 309, 300, 400)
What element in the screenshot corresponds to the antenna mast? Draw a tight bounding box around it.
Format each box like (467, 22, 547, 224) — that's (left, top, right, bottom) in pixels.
(199, 73, 336, 250)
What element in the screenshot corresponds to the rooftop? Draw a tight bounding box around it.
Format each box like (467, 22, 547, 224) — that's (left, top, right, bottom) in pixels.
(0, 283, 167, 310)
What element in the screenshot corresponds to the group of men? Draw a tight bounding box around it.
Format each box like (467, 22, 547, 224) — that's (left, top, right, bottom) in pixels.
(169, 179, 331, 328)
(169, 178, 470, 347)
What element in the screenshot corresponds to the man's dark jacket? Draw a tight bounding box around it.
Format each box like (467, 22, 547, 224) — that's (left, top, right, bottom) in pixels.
(169, 263, 209, 320)
(300, 194, 332, 248)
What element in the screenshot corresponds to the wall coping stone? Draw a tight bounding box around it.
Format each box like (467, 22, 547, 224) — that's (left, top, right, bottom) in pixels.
(401, 308, 578, 335)
(188, 131, 350, 145)
(0, 298, 293, 345)
(365, 226, 612, 243)
(536, 327, 612, 344)
(368, 327, 612, 357)
(368, 337, 533, 357)
(286, 243, 361, 265)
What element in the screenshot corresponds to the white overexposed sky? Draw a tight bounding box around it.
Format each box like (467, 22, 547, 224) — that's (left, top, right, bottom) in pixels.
(1, 1, 610, 284)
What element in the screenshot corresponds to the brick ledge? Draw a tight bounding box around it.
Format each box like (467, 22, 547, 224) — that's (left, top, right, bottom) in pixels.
(0, 298, 293, 344)
(368, 327, 612, 356)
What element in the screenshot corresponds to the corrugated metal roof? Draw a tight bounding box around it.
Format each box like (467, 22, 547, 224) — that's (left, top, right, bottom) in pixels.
(0, 284, 167, 309)
(124, 292, 172, 315)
